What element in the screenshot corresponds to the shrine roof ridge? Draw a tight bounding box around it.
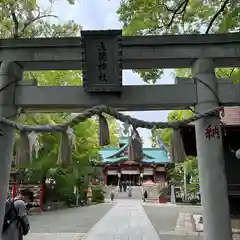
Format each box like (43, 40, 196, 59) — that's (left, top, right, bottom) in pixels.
(101, 149, 170, 164)
(100, 147, 170, 164)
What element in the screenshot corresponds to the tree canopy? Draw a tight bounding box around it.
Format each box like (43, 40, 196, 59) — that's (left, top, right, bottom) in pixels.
(1, 0, 118, 194)
(118, 0, 240, 82)
(118, 0, 240, 36)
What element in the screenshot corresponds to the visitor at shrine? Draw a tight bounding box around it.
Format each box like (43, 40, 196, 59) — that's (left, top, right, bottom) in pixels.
(122, 181, 127, 192)
(119, 182, 122, 192)
(2, 189, 30, 240)
(128, 185, 132, 198)
(143, 190, 148, 202)
(110, 190, 115, 202)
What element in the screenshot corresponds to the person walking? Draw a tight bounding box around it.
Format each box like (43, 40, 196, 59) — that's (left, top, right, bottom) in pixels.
(143, 190, 148, 202)
(122, 181, 127, 192)
(110, 190, 115, 202)
(2, 189, 30, 240)
(128, 185, 132, 198)
(119, 182, 122, 192)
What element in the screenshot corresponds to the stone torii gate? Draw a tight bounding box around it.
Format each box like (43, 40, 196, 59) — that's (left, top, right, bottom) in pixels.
(0, 30, 240, 240)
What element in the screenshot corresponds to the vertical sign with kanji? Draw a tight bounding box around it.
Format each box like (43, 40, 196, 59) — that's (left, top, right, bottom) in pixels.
(82, 30, 122, 92)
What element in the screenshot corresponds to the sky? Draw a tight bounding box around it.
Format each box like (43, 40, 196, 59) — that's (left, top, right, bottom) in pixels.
(40, 0, 175, 147)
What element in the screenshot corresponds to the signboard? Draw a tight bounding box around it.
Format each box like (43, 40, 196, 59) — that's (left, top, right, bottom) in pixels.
(121, 169, 140, 175)
(143, 168, 153, 175)
(156, 166, 165, 172)
(107, 170, 118, 175)
(82, 30, 122, 92)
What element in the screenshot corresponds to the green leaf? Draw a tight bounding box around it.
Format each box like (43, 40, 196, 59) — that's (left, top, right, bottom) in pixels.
(118, 0, 240, 81)
(0, 0, 118, 191)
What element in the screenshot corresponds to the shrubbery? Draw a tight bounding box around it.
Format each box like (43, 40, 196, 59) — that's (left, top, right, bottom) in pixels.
(92, 186, 105, 203)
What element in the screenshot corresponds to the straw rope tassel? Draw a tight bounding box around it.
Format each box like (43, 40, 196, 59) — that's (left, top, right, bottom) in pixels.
(58, 131, 72, 166)
(99, 114, 110, 146)
(128, 129, 143, 162)
(128, 135, 134, 161)
(170, 129, 186, 163)
(16, 131, 31, 168)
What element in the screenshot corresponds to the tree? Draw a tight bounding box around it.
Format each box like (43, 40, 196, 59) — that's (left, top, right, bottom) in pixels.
(118, 0, 240, 82)
(1, 0, 118, 201)
(118, 0, 240, 36)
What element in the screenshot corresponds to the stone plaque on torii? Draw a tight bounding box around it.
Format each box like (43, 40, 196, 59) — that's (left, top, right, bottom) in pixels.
(0, 30, 240, 240)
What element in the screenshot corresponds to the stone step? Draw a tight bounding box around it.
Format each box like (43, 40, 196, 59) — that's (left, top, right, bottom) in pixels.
(105, 186, 143, 199)
(175, 212, 196, 232)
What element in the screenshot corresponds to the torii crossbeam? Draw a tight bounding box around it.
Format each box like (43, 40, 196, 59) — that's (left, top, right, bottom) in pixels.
(14, 78, 240, 111)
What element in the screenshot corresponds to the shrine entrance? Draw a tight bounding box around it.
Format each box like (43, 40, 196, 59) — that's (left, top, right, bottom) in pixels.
(106, 175, 118, 186)
(0, 30, 239, 240)
(106, 174, 140, 186)
(121, 174, 139, 186)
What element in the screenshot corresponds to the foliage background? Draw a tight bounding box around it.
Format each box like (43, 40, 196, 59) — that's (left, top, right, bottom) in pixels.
(1, 0, 119, 204)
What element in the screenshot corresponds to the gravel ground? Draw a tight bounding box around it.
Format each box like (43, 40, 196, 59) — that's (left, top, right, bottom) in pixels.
(25, 203, 114, 239)
(143, 205, 202, 240)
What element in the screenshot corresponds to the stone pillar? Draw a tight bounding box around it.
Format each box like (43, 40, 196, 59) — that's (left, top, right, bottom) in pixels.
(192, 59, 232, 240)
(117, 166, 121, 186)
(170, 185, 176, 204)
(104, 167, 108, 185)
(153, 166, 156, 183)
(0, 62, 22, 234)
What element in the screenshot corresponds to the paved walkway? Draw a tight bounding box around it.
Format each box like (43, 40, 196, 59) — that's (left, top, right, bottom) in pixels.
(83, 199, 160, 240)
(25, 203, 114, 240)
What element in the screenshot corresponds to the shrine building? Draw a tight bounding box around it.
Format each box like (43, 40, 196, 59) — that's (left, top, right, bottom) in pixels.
(99, 136, 171, 186)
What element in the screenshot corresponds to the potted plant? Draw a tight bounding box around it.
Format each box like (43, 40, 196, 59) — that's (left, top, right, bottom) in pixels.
(159, 187, 169, 203)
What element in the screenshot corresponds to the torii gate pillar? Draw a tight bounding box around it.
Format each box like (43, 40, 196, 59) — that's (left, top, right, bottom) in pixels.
(193, 58, 232, 240)
(0, 62, 22, 236)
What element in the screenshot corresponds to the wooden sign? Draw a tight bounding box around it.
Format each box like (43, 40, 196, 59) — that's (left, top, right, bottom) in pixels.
(81, 30, 122, 92)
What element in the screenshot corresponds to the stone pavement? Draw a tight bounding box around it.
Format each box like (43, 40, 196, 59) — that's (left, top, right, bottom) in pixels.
(193, 214, 240, 240)
(82, 199, 160, 240)
(23, 198, 240, 240)
(26, 200, 203, 240)
(25, 203, 114, 240)
(144, 204, 203, 240)
(105, 186, 143, 200)
(25, 233, 85, 240)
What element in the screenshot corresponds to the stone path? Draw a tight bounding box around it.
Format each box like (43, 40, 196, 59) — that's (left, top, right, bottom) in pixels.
(83, 199, 160, 240)
(144, 204, 203, 240)
(193, 214, 240, 240)
(26, 233, 85, 240)
(105, 186, 143, 200)
(24, 198, 240, 240)
(25, 203, 114, 240)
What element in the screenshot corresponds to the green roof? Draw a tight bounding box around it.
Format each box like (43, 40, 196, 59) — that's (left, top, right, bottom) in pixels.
(99, 141, 171, 164)
(100, 148, 171, 164)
